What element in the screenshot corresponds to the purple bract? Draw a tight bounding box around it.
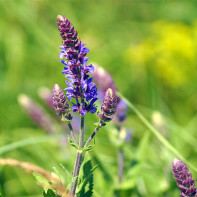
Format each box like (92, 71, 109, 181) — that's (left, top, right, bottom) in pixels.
(52, 83, 72, 121)
(98, 88, 117, 123)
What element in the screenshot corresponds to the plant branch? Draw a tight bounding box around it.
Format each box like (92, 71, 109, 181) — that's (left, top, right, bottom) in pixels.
(67, 122, 78, 145)
(70, 112, 85, 196)
(85, 126, 100, 147)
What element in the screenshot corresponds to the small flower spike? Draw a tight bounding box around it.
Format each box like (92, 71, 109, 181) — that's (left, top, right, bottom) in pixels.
(98, 88, 117, 125)
(52, 83, 72, 122)
(172, 158, 197, 197)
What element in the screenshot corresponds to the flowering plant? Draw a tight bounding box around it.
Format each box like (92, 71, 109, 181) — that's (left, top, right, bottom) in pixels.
(53, 15, 118, 196)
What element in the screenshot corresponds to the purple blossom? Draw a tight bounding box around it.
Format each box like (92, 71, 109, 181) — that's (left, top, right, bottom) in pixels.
(57, 15, 98, 116)
(172, 158, 197, 197)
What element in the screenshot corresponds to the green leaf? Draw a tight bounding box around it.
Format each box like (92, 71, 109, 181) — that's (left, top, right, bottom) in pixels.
(77, 160, 97, 197)
(59, 163, 72, 181)
(59, 163, 74, 190)
(33, 173, 49, 186)
(42, 189, 60, 197)
(52, 167, 61, 182)
(83, 145, 94, 152)
(68, 136, 79, 150)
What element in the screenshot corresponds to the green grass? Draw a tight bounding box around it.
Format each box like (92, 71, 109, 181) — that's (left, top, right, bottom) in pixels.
(0, 0, 197, 196)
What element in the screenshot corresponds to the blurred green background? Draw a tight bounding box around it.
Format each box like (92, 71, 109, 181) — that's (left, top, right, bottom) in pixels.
(1, 0, 197, 196)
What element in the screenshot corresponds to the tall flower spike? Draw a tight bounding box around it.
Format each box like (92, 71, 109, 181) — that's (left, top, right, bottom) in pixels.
(57, 15, 98, 116)
(52, 83, 72, 122)
(172, 158, 197, 197)
(98, 88, 117, 125)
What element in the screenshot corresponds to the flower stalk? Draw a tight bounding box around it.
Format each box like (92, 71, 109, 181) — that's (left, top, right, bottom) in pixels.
(70, 115, 85, 195)
(55, 15, 118, 196)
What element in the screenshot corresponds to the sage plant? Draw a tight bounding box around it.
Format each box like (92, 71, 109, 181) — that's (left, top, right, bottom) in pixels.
(53, 15, 118, 196)
(172, 158, 197, 197)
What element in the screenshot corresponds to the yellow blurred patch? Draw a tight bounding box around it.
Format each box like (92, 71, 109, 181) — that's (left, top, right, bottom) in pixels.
(126, 20, 197, 87)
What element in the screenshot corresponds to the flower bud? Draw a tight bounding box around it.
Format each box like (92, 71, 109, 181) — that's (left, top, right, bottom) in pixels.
(57, 15, 79, 50)
(98, 88, 117, 124)
(172, 158, 197, 197)
(52, 83, 72, 121)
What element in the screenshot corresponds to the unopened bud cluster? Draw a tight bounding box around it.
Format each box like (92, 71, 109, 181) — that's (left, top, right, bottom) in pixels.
(98, 88, 117, 124)
(172, 158, 197, 197)
(52, 83, 72, 121)
(57, 15, 80, 55)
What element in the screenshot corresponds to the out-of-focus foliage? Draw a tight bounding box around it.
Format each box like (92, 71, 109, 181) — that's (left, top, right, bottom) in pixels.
(0, 0, 197, 196)
(126, 21, 197, 88)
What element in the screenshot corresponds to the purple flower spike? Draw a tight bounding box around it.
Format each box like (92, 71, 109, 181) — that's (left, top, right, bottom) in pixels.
(57, 15, 98, 116)
(172, 158, 197, 197)
(52, 83, 72, 122)
(98, 88, 117, 124)
(18, 94, 56, 134)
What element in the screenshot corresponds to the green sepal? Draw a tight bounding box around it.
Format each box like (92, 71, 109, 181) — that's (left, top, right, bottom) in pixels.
(61, 114, 71, 123)
(94, 120, 104, 128)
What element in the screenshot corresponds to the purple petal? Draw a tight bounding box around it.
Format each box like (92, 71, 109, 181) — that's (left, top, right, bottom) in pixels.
(82, 57, 89, 67)
(60, 60, 69, 66)
(59, 51, 65, 59)
(87, 64, 94, 73)
(59, 46, 65, 50)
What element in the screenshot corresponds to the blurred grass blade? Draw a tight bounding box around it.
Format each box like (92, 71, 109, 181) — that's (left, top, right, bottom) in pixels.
(117, 92, 197, 174)
(0, 134, 64, 155)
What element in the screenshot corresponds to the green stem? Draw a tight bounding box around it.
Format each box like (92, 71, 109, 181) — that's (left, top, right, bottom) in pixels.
(70, 114, 85, 196)
(117, 92, 197, 173)
(70, 151, 83, 196)
(79, 116, 85, 147)
(118, 147, 124, 183)
(85, 127, 100, 147)
(67, 122, 78, 145)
